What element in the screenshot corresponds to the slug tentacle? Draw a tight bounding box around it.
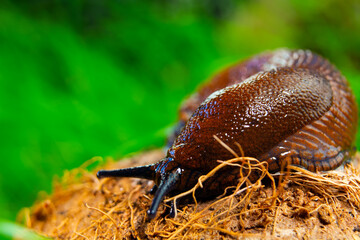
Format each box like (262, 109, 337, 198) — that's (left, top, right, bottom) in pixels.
(147, 168, 182, 219)
(97, 164, 157, 180)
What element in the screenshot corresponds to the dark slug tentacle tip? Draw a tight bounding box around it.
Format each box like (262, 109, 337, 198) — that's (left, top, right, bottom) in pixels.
(96, 170, 106, 179)
(147, 209, 157, 219)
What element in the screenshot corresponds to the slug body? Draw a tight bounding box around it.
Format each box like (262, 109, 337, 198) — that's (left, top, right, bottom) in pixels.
(97, 49, 358, 219)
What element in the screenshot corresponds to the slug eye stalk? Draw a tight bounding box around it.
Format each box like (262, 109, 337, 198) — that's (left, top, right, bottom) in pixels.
(147, 168, 181, 219)
(97, 165, 182, 219)
(97, 164, 156, 180)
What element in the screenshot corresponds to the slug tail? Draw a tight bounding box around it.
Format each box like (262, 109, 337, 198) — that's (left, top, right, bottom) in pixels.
(147, 168, 181, 219)
(97, 164, 156, 180)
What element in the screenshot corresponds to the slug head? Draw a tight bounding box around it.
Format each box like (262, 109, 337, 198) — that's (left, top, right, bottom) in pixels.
(97, 157, 201, 219)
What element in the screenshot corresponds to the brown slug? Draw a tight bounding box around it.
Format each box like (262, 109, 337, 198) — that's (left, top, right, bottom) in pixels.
(97, 49, 358, 219)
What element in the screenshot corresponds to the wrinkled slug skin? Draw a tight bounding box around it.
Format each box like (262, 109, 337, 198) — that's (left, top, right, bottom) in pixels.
(173, 49, 358, 175)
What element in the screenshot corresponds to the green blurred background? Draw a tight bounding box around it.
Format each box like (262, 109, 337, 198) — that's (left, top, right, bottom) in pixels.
(0, 0, 359, 237)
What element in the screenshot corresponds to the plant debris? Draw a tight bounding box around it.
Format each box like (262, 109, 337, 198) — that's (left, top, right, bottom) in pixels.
(20, 150, 360, 239)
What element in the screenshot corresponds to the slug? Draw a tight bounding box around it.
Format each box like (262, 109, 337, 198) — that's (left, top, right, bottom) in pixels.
(97, 49, 358, 219)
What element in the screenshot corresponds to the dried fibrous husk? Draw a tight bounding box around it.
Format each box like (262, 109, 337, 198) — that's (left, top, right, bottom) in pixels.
(20, 150, 360, 239)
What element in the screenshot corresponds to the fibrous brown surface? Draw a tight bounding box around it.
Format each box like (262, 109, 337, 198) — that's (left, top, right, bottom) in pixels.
(21, 150, 360, 239)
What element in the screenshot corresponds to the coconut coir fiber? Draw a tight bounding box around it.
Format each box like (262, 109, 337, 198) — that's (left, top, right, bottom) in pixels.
(20, 150, 360, 239)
